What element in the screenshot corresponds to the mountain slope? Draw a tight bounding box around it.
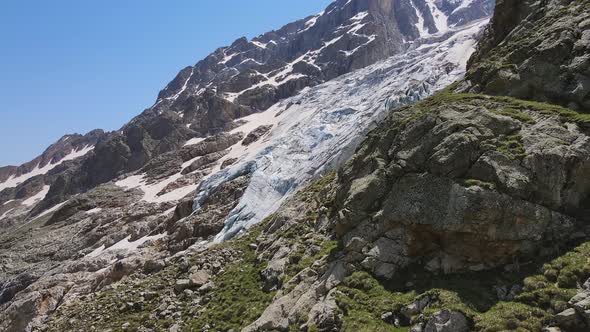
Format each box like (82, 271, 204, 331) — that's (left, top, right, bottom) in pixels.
(0, 0, 500, 331)
(32, 0, 590, 331)
(0, 0, 493, 230)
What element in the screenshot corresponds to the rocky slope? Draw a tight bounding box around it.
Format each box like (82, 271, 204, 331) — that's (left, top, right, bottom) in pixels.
(7, 0, 590, 331)
(0, 1, 496, 330)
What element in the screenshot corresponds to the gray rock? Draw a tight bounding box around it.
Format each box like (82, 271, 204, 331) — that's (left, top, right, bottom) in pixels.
(189, 271, 210, 288)
(198, 281, 215, 294)
(143, 259, 166, 274)
(174, 279, 191, 293)
(335, 95, 587, 277)
(307, 296, 342, 332)
(555, 308, 583, 329)
(401, 295, 432, 320)
(411, 323, 425, 332)
(423, 310, 469, 332)
(465, 0, 590, 111)
(220, 158, 239, 170)
(381, 312, 394, 324)
(242, 125, 273, 146)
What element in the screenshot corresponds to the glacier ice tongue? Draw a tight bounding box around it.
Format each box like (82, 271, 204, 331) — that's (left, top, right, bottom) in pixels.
(190, 19, 490, 242)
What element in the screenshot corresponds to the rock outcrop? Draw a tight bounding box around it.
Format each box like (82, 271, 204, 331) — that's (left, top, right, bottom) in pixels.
(461, 0, 590, 111)
(334, 91, 590, 277)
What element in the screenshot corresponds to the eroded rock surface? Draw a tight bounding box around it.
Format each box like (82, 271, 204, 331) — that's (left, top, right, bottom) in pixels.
(334, 93, 590, 278)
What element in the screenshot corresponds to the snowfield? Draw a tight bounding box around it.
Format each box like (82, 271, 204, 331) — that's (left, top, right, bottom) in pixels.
(187, 19, 490, 241)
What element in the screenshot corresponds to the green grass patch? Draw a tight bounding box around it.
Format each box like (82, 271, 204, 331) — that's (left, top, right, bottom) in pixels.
(462, 179, 496, 191)
(496, 134, 527, 160)
(492, 108, 536, 124)
(284, 239, 340, 283)
(296, 172, 337, 204)
(187, 224, 275, 331)
(336, 271, 415, 332)
(334, 239, 590, 332)
(474, 302, 549, 332)
(410, 88, 590, 129)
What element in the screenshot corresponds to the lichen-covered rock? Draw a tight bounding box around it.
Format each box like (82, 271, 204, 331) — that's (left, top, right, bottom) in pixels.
(462, 0, 590, 111)
(423, 309, 469, 332)
(335, 93, 590, 277)
(555, 308, 584, 330)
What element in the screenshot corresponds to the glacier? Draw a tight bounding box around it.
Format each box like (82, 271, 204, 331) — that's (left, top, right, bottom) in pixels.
(188, 18, 490, 242)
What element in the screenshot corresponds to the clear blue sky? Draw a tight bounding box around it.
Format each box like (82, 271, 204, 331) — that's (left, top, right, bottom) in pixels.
(0, 0, 332, 166)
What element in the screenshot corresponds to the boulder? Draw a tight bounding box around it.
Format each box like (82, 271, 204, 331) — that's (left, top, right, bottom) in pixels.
(174, 279, 191, 293)
(423, 310, 469, 332)
(143, 259, 166, 274)
(555, 308, 584, 330)
(189, 271, 210, 288)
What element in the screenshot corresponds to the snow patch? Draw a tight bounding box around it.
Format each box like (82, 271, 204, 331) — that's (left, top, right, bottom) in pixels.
(452, 0, 476, 14)
(86, 233, 168, 258)
(411, 1, 427, 36)
(86, 208, 103, 214)
(184, 136, 207, 147)
(300, 15, 320, 33)
(251, 40, 268, 49)
(350, 11, 369, 22)
(163, 68, 195, 104)
(32, 201, 68, 221)
(426, 0, 449, 33)
(116, 173, 195, 203)
(22, 185, 50, 207)
(0, 208, 14, 220)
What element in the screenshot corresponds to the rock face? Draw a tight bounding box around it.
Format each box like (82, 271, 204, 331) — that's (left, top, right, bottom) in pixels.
(461, 0, 590, 111)
(242, 125, 272, 146)
(334, 92, 589, 277)
(1, 0, 495, 329)
(7, 0, 496, 327)
(154, 0, 494, 117)
(331, 0, 590, 278)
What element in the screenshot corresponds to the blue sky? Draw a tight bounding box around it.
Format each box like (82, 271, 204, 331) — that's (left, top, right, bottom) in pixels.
(0, 0, 332, 166)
